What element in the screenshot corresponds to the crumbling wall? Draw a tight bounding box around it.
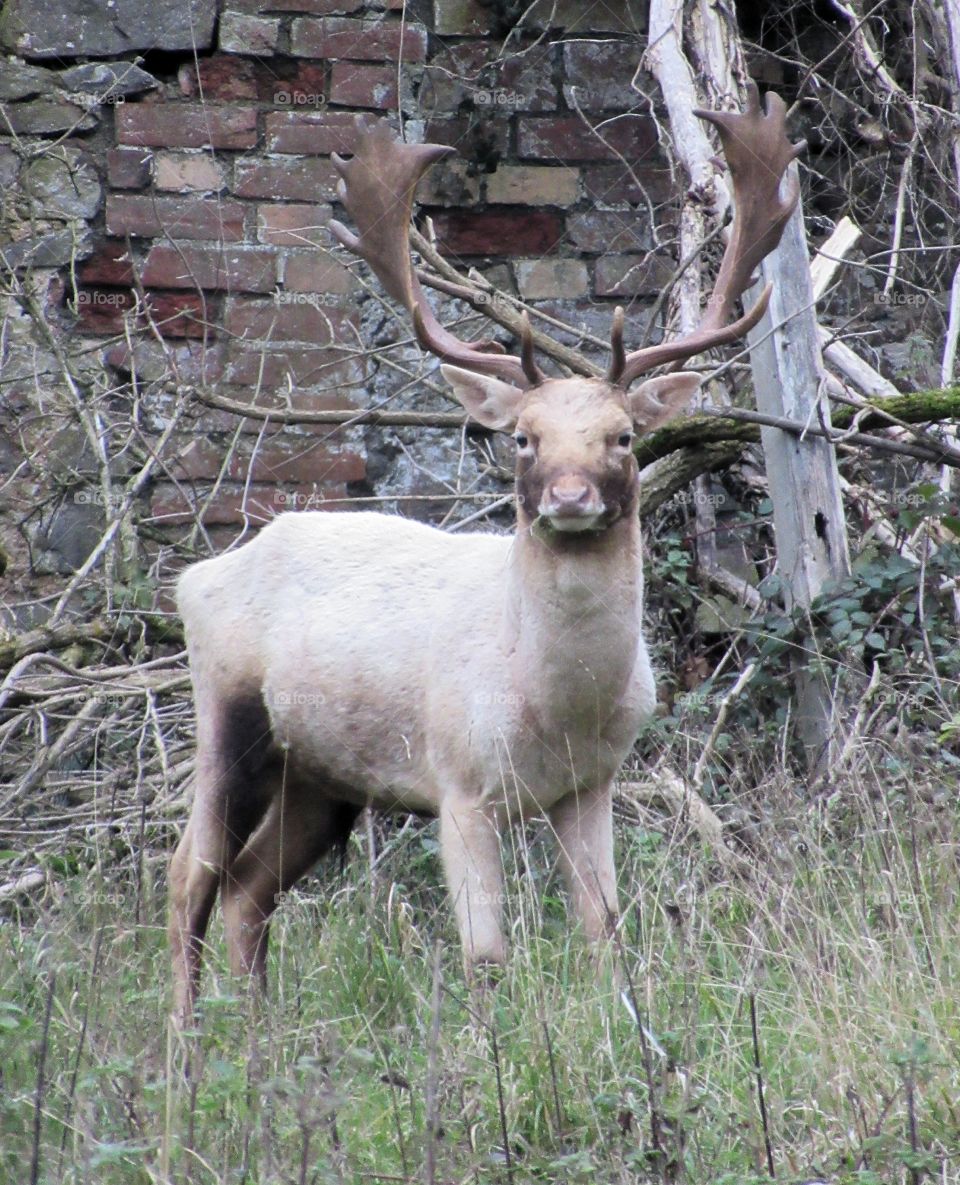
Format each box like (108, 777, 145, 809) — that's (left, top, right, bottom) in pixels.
(0, 1, 681, 607)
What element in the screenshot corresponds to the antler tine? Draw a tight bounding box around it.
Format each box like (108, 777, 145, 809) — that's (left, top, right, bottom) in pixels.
(330, 121, 541, 388)
(614, 83, 804, 388)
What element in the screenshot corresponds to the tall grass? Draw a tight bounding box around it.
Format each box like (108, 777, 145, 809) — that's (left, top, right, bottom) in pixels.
(2, 743, 958, 1184)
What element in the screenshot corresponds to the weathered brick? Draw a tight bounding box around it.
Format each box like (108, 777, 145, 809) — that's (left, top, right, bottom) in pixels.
(282, 253, 359, 294)
(154, 151, 226, 193)
(256, 203, 333, 247)
(117, 104, 258, 149)
(177, 57, 259, 101)
(518, 114, 658, 162)
(486, 165, 579, 206)
(265, 109, 376, 154)
(77, 241, 134, 286)
(142, 245, 278, 292)
(421, 40, 557, 113)
(72, 287, 135, 334)
(220, 12, 280, 55)
(291, 16, 428, 62)
(431, 0, 487, 35)
(582, 163, 675, 207)
(224, 345, 362, 388)
(429, 209, 563, 257)
(105, 339, 226, 384)
(149, 482, 277, 526)
(106, 194, 246, 241)
(417, 159, 481, 207)
(594, 253, 675, 297)
(74, 288, 207, 337)
(422, 116, 508, 160)
(328, 62, 398, 109)
(271, 63, 327, 110)
(107, 146, 152, 190)
(224, 296, 355, 342)
(169, 434, 366, 484)
(234, 156, 338, 201)
(566, 210, 650, 254)
(150, 481, 353, 526)
(142, 291, 211, 338)
(562, 40, 652, 111)
(514, 258, 589, 300)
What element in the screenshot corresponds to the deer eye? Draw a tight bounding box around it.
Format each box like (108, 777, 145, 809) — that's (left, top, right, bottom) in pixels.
(514, 432, 531, 450)
(617, 432, 634, 448)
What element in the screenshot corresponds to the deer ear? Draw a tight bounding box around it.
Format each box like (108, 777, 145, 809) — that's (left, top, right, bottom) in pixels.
(441, 365, 524, 431)
(627, 373, 702, 432)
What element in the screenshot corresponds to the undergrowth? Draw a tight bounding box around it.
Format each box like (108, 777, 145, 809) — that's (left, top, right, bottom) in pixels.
(2, 754, 958, 1184)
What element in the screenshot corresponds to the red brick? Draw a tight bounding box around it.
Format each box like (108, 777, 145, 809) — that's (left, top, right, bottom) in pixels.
(421, 40, 556, 113)
(117, 104, 258, 149)
(106, 194, 245, 241)
(73, 287, 136, 334)
(582, 164, 674, 207)
(271, 63, 327, 109)
(422, 116, 508, 159)
(177, 57, 259, 101)
(107, 146, 152, 190)
(256, 202, 332, 247)
(282, 254, 359, 293)
(224, 345, 362, 387)
(73, 288, 208, 338)
(518, 114, 658, 162)
(562, 41, 652, 111)
(77, 242, 135, 286)
(225, 296, 355, 342)
(234, 157, 339, 201)
(154, 152, 227, 193)
(594, 253, 675, 297)
(220, 12, 280, 55)
(141, 245, 278, 292)
(429, 209, 563, 257)
(150, 482, 354, 526)
(566, 211, 650, 254)
(290, 16, 427, 62)
(265, 110, 376, 154)
(328, 62, 398, 109)
(105, 339, 226, 384)
(169, 435, 366, 483)
(149, 482, 277, 525)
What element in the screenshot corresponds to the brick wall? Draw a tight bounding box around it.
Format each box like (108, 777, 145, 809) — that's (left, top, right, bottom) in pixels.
(1, 0, 681, 582)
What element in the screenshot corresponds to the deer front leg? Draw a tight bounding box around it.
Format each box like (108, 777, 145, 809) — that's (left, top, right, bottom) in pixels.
(550, 784, 619, 943)
(439, 794, 506, 971)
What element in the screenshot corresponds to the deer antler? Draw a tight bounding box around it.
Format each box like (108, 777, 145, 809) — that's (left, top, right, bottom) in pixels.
(330, 122, 542, 388)
(609, 83, 805, 387)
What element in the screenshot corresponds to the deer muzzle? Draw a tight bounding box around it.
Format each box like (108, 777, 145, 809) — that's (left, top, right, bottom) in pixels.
(538, 474, 605, 532)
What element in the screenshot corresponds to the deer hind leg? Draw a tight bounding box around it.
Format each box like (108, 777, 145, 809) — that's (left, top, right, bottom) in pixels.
(549, 783, 619, 944)
(168, 694, 274, 1023)
(221, 783, 360, 996)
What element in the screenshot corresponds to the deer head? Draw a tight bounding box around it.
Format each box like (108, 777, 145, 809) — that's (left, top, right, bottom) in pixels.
(329, 84, 803, 534)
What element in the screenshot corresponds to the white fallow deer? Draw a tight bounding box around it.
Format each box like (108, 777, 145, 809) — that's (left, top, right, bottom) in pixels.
(169, 85, 802, 1020)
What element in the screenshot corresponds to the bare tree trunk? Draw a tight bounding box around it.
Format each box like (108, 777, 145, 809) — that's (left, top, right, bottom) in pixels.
(746, 176, 852, 773)
(645, 0, 740, 583)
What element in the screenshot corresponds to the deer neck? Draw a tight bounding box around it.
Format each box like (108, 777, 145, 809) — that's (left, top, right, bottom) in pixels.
(504, 511, 644, 726)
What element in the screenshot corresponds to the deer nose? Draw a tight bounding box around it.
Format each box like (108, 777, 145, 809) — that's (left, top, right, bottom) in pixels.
(540, 475, 602, 520)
